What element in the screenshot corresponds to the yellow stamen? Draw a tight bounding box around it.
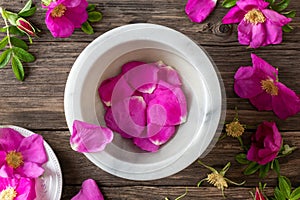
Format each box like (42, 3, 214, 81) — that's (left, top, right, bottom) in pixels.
(51, 4, 66, 18)
(244, 9, 266, 24)
(225, 121, 245, 138)
(261, 79, 278, 96)
(6, 151, 23, 169)
(207, 173, 228, 190)
(0, 187, 17, 200)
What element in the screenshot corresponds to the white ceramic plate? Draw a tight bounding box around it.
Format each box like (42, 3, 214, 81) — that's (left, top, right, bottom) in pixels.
(64, 23, 226, 180)
(1, 125, 63, 200)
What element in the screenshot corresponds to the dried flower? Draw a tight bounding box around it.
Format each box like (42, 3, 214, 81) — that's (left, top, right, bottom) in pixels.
(70, 120, 114, 153)
(0, 177, 36, 200)
(185, 0, 217, 23)
(226, 121, 245, 138)
(247, 121, 282, 165)
(234, 53, 300, 119)
(71, 179, 104, 200)
(222, 0, 291, 48)
(197, 161, 245, 197)
(0, 128, 48, 178)
(44, 0, 88, 38)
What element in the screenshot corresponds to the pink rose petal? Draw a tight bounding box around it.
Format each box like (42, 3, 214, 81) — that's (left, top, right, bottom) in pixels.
(98, 75, 122, 107)
(0, 128, 24, 152)
(0, 177, 36, 200)
(157, 65, 182, 87)
(121, 61, 146, 74)
(71, 179, 104, 200)
(133, 137, 160, 152)
(149, 126, 176, 145)
(185, 0, 217, 23)
(71, 120, 113, 153)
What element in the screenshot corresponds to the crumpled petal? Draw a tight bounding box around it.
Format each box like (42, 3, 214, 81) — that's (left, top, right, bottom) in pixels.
(104, 108, 133, 138)
(149, 126, 176, 145)
(0, 177, 36, 200)
(64, 0, 88, 28)
(185, 0, 217, 23)
(222, 6, 247, 24)
(133, 137, 159, 152)
(236, 0, 269, 11)
(18, 134, 48, 165)
(0, 164, 14, 178)
(249, 92, 272, 111)
(247, 121, 281, 165)
(45, 13, 75, 38)
(250, 23, 265, 48)
(262, 20, 283, 46)
(147, 83, 187, 126)
(121, 61, 146, 74)
(70, 120, 114, 153)
(157, 65, 182, 87)
(71, 179, 104, 200)
(272, 82, 300, 120)
(98, 75, 122, 107)
(237, 20, 253, 46)
(60, 0, 82, 8)
(234, 66, 263, 98)
(251, 53, 278, 80)
(262, 9, 292, 26)
(16, 162, 45, 178)
(15, 177, 36, 200)
(0, 128, 24, 152)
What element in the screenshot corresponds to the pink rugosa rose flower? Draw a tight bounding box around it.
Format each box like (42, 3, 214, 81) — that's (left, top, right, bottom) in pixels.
(44, 0, 88, 38)
(0, 128, 48, 178)
(255, 187, 265, 200)
(71, 179, 104, 200)
(222, 0, 291, 48)
(234, 53, 300, 120)
(185, 0, 217, 23)
(247, 121, 282, 165)
(70, 120, 114, 153)
(0, 177, 36, 200)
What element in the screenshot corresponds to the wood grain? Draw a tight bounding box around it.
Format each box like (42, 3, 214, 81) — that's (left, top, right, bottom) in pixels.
(0, 0, 299, 199)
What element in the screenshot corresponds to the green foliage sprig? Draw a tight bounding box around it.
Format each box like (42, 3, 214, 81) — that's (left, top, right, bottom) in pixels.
(81, 4, 103, 35)
(0, 0, 37, 81)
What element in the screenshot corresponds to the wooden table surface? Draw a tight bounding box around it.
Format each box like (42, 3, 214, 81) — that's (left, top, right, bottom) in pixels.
(0, 0, 299, 199)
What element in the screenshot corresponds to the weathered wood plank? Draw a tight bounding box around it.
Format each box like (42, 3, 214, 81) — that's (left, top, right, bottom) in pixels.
(39, 131, 300, 187)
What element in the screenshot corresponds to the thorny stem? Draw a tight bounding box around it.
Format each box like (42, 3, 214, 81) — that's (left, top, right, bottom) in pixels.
(237, 136, 247, 151)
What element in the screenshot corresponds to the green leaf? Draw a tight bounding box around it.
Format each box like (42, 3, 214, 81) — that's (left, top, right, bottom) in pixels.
(244, 162, 260, 175)
(282, 24, 293, 33)
(282, 10, 296, 18)
(0, 36, 8, 50)
(0, 49, 12, 68)
(19, 0, 32, 13)
(88, 11, 102, 22)
(12, 47, 35, 62)
(290, 187, 300, 200)
(274, 187, 286, 200)
(0, 26, 25, 36)
(259, 163, 270, 178)
(235, 153, 251, 165)
(6, 11, 18, 26)
(278, 176, 291, 198)
(10, 37, 28, 50)
(273, 159, 280, 175)
(222, 0, 237, 8)
(18, 6, 37, 17)
(87, 4, 96, 12)
(274, 0, 291, 12)
(81, 21, 94, 34)
(11, 56, 24, 81)
(265, 0, 275, 4)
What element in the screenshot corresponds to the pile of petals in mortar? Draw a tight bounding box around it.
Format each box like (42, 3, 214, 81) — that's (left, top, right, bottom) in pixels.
(98, 61, 188, 152)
